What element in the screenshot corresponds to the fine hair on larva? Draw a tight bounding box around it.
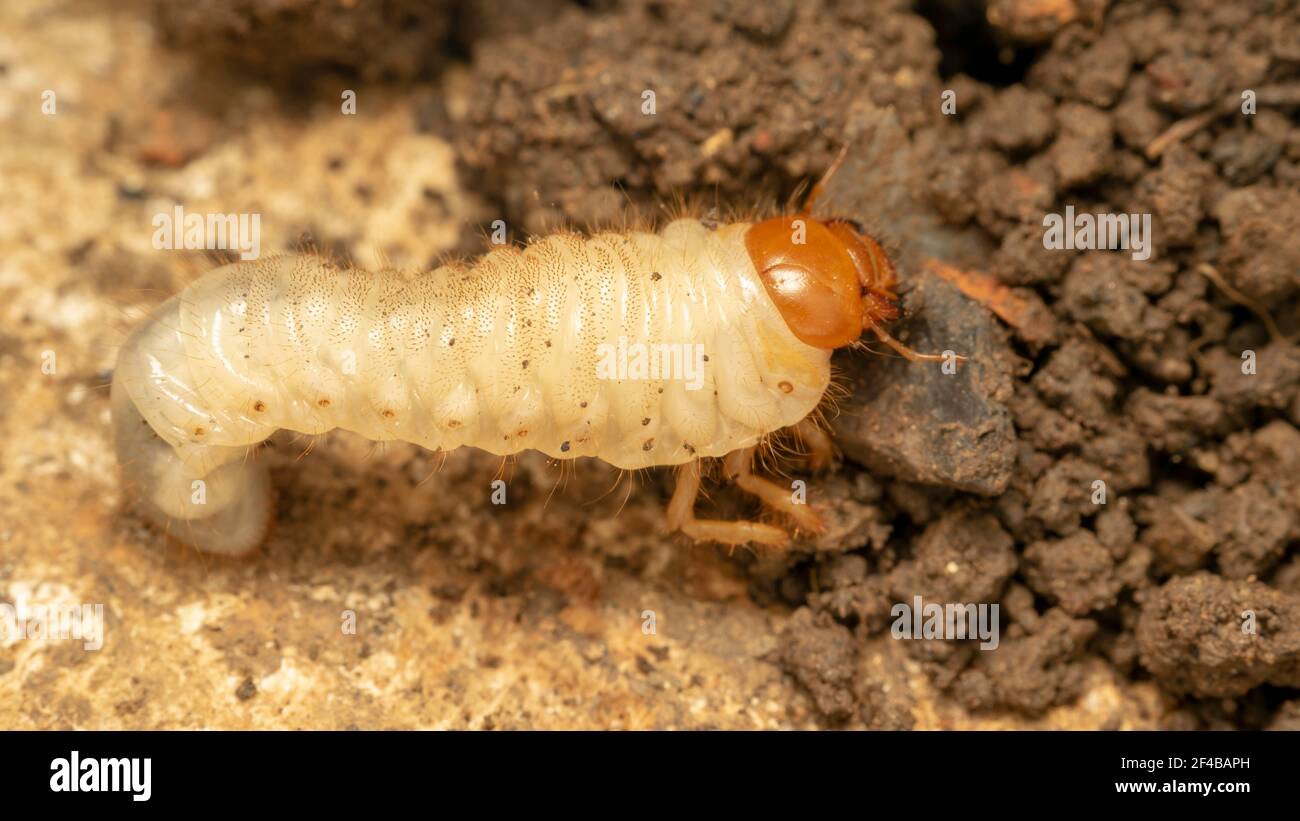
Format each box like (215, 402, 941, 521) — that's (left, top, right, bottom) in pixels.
(111, 151, 954, 556)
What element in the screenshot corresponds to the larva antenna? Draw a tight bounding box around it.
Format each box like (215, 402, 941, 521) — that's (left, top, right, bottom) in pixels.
(869, 324, 967, 364)
(798, 143, 851, 218)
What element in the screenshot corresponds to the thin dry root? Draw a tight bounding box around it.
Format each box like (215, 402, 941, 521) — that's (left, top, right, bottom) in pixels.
(798, 143, 851, 216)
(922, 257, 1057, 344)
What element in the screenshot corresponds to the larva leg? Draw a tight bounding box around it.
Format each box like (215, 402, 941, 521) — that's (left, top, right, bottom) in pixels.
(723, 448, 826, 536)
(792, 418, 837, 473)
(666, 460, 790, 548)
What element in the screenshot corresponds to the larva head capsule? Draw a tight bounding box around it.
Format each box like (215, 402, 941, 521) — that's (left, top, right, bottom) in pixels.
(744, 216, 901, 349)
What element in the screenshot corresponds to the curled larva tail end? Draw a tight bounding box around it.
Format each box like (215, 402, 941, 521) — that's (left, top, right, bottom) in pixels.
(111, 378, 273, 557)
(135, 468, 274, 558)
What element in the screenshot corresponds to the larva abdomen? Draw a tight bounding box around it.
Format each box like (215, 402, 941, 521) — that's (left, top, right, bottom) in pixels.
(113, 218, 832, 554)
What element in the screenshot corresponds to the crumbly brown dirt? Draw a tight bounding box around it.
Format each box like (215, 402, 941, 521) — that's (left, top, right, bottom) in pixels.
(1, 0, 1296, 729)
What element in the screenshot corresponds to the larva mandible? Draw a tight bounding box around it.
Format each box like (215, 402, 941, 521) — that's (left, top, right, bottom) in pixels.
(111, 151, 949, 556)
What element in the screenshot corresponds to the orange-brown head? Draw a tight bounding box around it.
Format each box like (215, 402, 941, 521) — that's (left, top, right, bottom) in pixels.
(744, 215, 901, 350)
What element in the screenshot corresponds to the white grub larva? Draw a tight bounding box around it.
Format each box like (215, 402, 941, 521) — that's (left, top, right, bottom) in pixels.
(112, 151, 951, 556)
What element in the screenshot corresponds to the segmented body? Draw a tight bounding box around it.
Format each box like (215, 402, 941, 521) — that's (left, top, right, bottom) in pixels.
(112, 218, 832, 554)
